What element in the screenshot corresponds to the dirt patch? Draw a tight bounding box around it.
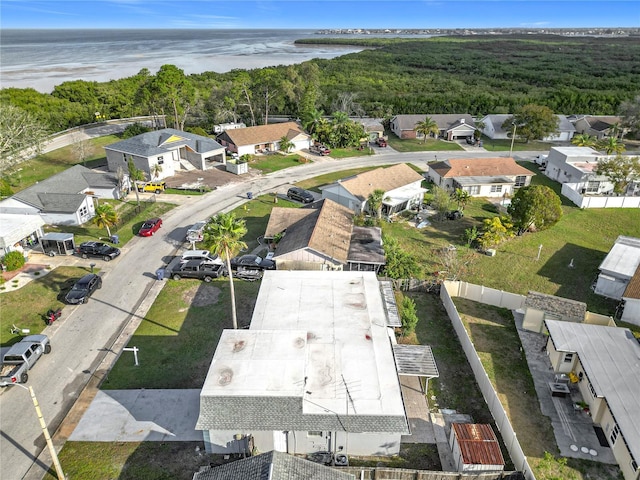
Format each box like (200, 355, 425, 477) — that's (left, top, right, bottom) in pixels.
(181, 284, 221, 307)
(166, 164, 260, 189)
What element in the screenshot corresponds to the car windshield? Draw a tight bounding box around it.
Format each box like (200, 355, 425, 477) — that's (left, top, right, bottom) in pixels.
(72, 283, 88, 291)
(142, 223, 153, 229)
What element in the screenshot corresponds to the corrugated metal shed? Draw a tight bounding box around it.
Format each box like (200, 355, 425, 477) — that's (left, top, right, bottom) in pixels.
(452, 423, 504, 468)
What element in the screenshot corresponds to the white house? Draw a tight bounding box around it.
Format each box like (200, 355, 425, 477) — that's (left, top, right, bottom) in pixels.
(216, 121, 311, 157)
(480, 114, 574, 142)
(426, 157, 534, 197)
(0, 213, 45, 256)
(105, 128, 226, 180)
(544, 146, 613, 191)
(0, 165, 122, 226)
(321, 163, 425, 215)
(545, 321, 640, 480)
(196, 271, 410, 457)
(390, 114, 476, 140)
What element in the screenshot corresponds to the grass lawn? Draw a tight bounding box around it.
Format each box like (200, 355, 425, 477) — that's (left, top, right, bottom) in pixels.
(387, 136, 464, 153)
(328, 146, 375, 159)
(46, 200, 176, 246)
(454, 298, 623, 480)
(478, 136, 555, 152)
(0, 266, 96, 346)
(250, 154, 311, 174)
(103, 279, 261, 389)
(4, 135, 120, 193)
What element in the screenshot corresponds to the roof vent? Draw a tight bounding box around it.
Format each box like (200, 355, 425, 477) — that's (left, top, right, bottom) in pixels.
(460, 119, 465, 124)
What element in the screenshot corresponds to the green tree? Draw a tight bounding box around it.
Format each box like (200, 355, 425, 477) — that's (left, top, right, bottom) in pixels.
(383, 236, 420, 280)
(93, 203, 119, 238)
(302, 108, 324, 135)
(367, 189, 387, 219)
(595, 155, 640, 194)
(571, 133, 597, 147)
(508, 185, 563, 235)
(0, 104, 49, 173)
(474, 119, 486, 140)
(618, 95, 640, 137)
(400, 296, 419, 336)
(414, 116, 439, 143)
(149, 65, 196, 130)
(452, 188, 471, 211)
(203, 213, 248, 330)
(278, 135, 294, 153)
(128, 158, 146, 206)
(503, 104, 559, 143)
(597, 136, 625, 155)
(430, 186, 454, 219)
(478, 216, 514, 250)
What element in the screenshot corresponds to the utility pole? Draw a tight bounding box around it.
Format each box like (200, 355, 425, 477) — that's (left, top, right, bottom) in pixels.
(509, 122, 517, 158)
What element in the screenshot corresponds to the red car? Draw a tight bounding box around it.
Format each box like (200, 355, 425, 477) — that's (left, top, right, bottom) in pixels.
(139, 218, 162, 237)
(376, 137, 387, 147)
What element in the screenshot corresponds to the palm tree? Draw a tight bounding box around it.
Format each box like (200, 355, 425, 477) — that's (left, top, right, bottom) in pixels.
(367, 189, 387, 219)
(302, 108, 324, 135)
(414, 116, 439, 143)
(452, 188, 471, 211)
(203, 212, 248, 330)
(474, 120, 486, 141)
(128, 158, 146, 206)
(331, 111, 349, 125)
(151, 163, 163, 180)
(598, 136, 626, 155)
(571, 133, 597, 147)
(279, 135, 294, 153)
(93, 203, 119, 238)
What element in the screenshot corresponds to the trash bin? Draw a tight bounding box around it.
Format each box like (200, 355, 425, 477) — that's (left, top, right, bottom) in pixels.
(247, 192, 253, 200)
(155, 268, 165, 280)
(110, 234, 120, 244)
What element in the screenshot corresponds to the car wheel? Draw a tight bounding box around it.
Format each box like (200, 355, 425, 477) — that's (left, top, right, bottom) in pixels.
(155, 189, 161, 194)
(203, 276, 213, 283)
(82, 253, 88, 259)
(82, 297, 88, 304)
(173, 274, 181, 280)
(20, 373, 28, 383)
(44, 344, 51, 354)
(104, 256, 111, 262)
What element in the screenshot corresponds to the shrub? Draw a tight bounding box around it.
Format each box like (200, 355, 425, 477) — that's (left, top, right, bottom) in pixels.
(2, 251, 26, 271)
(401, 296, 419, 335)
(122, 123, 152, 139)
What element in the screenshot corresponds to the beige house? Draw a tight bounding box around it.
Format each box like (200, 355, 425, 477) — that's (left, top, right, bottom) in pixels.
(572, 115, 625, 140)
(264, 199, 385, 272)
(545, 321, 640, 480)
(427, 157, 534, 197)
(216, 121, 311, 157)
(320, 163, 425, 215)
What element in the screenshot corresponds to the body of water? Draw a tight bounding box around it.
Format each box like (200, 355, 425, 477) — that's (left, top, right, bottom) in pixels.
(0, 29, 366, 93)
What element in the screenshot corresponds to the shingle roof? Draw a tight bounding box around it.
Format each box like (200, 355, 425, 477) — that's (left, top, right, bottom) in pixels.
(582, 116, 621, 132)
(339, 163, 424, 201)
(428, 158, 533, 179)
(267, 199, 354, 264)
(524, 291, 586, 321)
(545, 321, 640, 465)
(219, 122, 309, 147)
(104, 128, 223, 157)
(193, 451, 355, 480)
(12, 165, 117, 211)
(623, 265, 640, 300)
(392, 114, 475, 131)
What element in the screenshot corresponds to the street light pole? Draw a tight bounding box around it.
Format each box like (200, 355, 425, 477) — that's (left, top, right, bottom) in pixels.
(509, 122, 517, 158)
(14, 384, 66, 480)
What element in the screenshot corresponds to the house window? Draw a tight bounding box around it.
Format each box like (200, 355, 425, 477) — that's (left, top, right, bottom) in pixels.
(490, 185, 503, 193)
(610, 424, 620, 445)
(123, 154, 127, 162)
(631, 459, 638, 472)
(157, 156, 164, 165)
(563, 353, 573, 363)
(515, 175, 527, 187)
(79, 206, 88, 217)
(467, 185, 480, 195)
(307, 431, 323, 437)
(586, 181, 599, 193)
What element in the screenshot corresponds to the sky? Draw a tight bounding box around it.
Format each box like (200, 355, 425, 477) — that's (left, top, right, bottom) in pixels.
(1, 0, 639, 30)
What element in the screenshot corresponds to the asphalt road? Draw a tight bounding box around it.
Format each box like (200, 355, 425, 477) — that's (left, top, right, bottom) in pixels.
(0, 147, 542, 479)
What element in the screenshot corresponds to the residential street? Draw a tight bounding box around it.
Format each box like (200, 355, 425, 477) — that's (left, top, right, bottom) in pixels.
(0, 148, 541, 479)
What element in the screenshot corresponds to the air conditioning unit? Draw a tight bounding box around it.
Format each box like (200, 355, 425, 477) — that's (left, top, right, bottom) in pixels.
(485, 249, 496, 257)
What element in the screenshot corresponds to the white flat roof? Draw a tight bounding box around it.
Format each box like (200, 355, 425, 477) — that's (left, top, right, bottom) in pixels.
(202, 271, 405, 418)
(546, 320, 640, 464)
(0, 214, 44, 248)
(599, 236, 640, 278)
(551, 146, 600, 156)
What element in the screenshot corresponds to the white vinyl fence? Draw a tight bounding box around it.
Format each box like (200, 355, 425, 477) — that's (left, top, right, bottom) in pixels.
(562, 184, 640, 208)
(440, 281, 535, 480)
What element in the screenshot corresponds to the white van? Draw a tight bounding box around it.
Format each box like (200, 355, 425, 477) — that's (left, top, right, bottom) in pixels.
(186, 221, 207, 242)
(181, 249, 223, 265)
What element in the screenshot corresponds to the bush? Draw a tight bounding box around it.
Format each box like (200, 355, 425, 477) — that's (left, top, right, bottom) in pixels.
(2, 251, 26, 271)
(401, 296, 419, 335)
(122, 123, 152, 139)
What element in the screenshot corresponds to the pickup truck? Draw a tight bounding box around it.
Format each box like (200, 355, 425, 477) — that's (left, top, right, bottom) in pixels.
(165, 257, 227, 282)
(310, 144, 331, 156)
(0, 335, 51, 386)
(375, 137, 387, 147)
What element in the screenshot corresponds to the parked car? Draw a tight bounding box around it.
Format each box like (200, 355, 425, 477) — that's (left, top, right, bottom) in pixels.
(181, 249, 223, 265)
(534, 154, 548, 167)
(230, 254, 276, 271)
(286, 186, 315, 204)
(75, 241, 121, 261)
(139, 218, 162, 237)
(376, 137, 387, 147)
(309, 144, 331, 156)
(466, 137, 476, 145)
(65, 273, 102, 304)
(137, 181, 166, 193)
(0, 335, 51, 386)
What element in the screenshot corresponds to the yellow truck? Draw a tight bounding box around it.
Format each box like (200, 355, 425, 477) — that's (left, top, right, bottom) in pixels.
(137, 181, 166, 193)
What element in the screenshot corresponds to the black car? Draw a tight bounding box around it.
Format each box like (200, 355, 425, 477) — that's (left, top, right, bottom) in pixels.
(229, 254, 276, 271)
(75, 241, 121, 261)
(65, 273, 102, 304)
(287, 187, 315, 204)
